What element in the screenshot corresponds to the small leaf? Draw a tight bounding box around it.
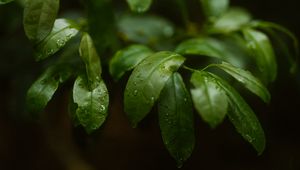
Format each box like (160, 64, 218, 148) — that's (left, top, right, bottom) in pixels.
(35, 19, 79, 61)
(190, 71, 228, 128)
(26, 65, 72, 116)
(200, 0, 229, 19)
(23, 0, 60, 42)
(117, 14, 174, 45)
(73, 75, 109, 133)
(209, 72, 266, 154)
(109, 44, 154, 80)
(79, 33, 102, 87)
(126, 0, 152, 13)
(243, 28, 277, 83)
(0, 0, 14, 5)
(124, 51, 185, 127)
(209, 8, 251, 34)
(158, 73, 195, 167)
(213, 62, 270, 103)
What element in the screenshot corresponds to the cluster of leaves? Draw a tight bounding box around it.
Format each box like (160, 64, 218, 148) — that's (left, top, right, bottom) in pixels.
(1, 0, 298, 167)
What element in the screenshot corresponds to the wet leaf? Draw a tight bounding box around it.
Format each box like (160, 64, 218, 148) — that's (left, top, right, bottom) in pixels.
(124, 51, 185, 127)
(158, 73, 195, 167)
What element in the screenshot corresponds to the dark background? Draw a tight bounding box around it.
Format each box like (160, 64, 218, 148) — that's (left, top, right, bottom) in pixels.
(1, 0, 300, 170)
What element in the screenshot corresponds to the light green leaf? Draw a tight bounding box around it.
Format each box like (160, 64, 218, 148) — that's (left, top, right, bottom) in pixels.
(190, 71, 228, 128)
(35, 19, 79, 61)
(0, 0, 14, 5)
(243, 28, 277, 83)
(109, 44, 154, 80)
(209, 72, 265, 154)
(79, 33, 102, 87)
(209, 8, 251, 34)
(126, 0, 152, 13)
(124, 51, 185, 127)
(200, 0, 229, 19)
(213, 62, 270, 103)
(73, 75, 109, 133)
(158, 73, 195, 167)
(117, 14, 174, 45)
(26, 65, 72, 116)
(23, 0, 60, 42)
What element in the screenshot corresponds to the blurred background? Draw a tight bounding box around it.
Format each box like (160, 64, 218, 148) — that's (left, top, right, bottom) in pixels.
(0, 0, 300, 169)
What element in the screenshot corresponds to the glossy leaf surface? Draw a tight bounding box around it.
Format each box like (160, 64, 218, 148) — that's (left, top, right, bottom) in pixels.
(35, 19, 79, 61)
(243, 28, 277, 83)
(158, 73, 195, 167)
(126, 0, 152, 13)
(23, 0, 59, 42)
(124, 51, 185, 127)
(200, 0, 229, 19)
(190, 71, 228, 128)
(109, 44, 154, 80)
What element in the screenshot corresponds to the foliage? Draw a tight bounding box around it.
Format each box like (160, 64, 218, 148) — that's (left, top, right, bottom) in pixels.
(1, 0, 298, 167)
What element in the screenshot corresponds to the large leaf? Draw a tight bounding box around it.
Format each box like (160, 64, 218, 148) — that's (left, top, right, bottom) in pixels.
(73, 75, 109, 133)
(209, 72, 266, 154)
(200, 0, 229, 19)
(0, 0, 14, 5)
(124, 51, 185, 127)
(35, 19, 79, 61)
(190, 71, 228, 128)
(213, 62, 270, 103)
(243, 28, 277, 83)
(209, 8, 251, 34)
(126, 0, 152, 13)
(117, 14, 174, 45)
(26, 65, 72, 116)
(158, 73, 195, 167)
(109, 44, 154, 80)
(79, 33, 102, 88)
(23, 0, 60, 42)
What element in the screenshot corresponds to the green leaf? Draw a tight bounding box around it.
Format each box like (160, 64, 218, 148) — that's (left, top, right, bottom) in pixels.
(109, 44, 154, 80)
(79, 33, 102, 87)
(190, 71, 228, 128)
(126, 0, 152, 13)
(0, 0, 14, 5)
(243, 28, 277, 83)
(73, 75, 109, 133)
(23, 0, 60, 42)
(209, 72, 265, 154)
(35, 19, 79, 61)
(213, 62, 270, 103)
(209, 8, 251, 34)
(124, 51, 185, 127)
(117, 14, 174, 45)
(26, 65, 72, 116)
(200, 0, 229, 19)
(251, 21, 299, 73)
(158, 73, 195, 167)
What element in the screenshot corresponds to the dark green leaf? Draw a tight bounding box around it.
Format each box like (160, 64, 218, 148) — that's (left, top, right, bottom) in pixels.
(200, 0, 229, 19)
(124, 51, 185, 127)
(158, 73, 195, 167)
(0, 0, 14, 5)
(79, 33, 102, 87)
(35, 19, 79, 61)
(243, 28, 277, 83)
(209, 8, 251, 34)
(73, 75, 109, 133)
(209, 72, 265, 154)
(126, 0, 152, 13)
(109, 44, 154, 80)
(23, 0, 60, 42)
(26, 65, 72, 116)
(117, 14, 174, 45)
(190, 71, 228, 128)
(213, 62, 270, 103)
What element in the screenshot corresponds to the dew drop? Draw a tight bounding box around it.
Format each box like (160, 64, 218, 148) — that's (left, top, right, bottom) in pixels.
(100, 105, 105, 112)
(150, 96, 155, 102)
(133, 90, 138, 96)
